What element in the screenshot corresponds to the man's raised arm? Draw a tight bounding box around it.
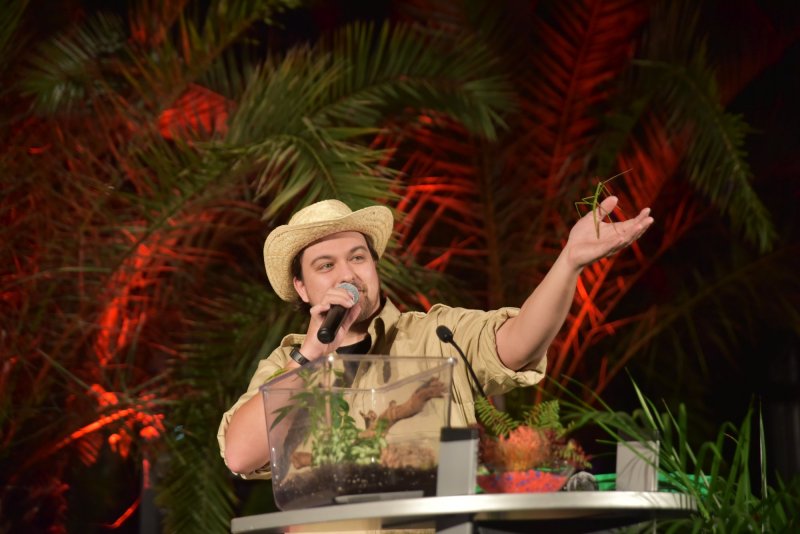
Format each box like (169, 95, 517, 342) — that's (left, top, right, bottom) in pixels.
(496, 196, 653, 371)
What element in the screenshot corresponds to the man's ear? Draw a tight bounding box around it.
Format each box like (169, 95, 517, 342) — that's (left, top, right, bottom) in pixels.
(293, 277, 309, 303)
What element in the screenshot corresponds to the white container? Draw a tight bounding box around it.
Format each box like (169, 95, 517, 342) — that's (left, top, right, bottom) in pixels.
(616, 439, 659, 491)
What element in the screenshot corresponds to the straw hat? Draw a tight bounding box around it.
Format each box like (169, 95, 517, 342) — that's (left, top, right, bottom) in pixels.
(263, 200, 394, 301)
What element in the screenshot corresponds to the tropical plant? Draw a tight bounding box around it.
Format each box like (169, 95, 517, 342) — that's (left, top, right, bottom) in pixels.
(1, 0, 798, 532)
(390, 0, 800, 428)
(1, 0, 515, 531)
(475, 396, 590, 472)
(557, 378, 800, 533)
(390, 0, 798, 406)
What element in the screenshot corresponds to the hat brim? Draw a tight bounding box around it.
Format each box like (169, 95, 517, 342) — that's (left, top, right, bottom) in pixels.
(263, 205, 394, 301)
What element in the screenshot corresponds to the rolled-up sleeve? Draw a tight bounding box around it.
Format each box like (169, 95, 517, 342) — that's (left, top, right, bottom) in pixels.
(217, 351, 291, 480)
(428, 305, 546, 396)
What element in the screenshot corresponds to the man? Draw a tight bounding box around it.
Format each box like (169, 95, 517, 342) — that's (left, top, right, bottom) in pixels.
(219, 197, 653, 479)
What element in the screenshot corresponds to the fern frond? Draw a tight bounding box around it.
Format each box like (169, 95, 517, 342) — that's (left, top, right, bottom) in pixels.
(474, 396, 519, 437)
(523, 400, 563, 432)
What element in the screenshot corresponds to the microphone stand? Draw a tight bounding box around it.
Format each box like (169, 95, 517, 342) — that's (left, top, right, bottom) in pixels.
(436, 325, 487, 399)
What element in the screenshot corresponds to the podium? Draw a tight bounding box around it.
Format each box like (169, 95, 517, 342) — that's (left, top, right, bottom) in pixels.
(231, 491, 697, 533)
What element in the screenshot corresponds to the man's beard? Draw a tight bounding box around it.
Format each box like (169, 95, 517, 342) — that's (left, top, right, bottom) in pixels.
(353, 292, 378, 325)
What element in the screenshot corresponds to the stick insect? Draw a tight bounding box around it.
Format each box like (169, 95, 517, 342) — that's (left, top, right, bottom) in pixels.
(574, 169, 632, 238)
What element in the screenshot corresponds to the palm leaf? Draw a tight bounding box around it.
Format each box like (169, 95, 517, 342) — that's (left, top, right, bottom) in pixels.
(321, 21, 515, 140)
(19, 12, 129, 115)
(3, 1, 797, 531)
(225, 20, 515, 221)
(156, 434, 237, 534)
(157, 278, 300, 531)
(599, 244, 800, 403)
(602, 1, 777, 251)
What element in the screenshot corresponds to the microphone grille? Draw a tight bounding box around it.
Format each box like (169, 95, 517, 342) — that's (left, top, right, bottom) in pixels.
(436, 325, 453, 343)
(338, 282, 360, 304)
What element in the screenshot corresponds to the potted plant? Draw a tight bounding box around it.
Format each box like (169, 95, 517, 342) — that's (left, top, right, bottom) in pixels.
(474, 396, 590, 493)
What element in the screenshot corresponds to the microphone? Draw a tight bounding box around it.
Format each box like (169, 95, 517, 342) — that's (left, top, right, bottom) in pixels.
(317, 282, 360, 344)
(436, 325, 486, 398)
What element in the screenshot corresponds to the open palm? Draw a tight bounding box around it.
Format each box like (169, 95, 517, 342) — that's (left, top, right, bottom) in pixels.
(566, 196, 654, 269)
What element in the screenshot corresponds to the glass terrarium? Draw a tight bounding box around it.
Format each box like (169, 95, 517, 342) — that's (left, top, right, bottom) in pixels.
(260, 354, 455, 510)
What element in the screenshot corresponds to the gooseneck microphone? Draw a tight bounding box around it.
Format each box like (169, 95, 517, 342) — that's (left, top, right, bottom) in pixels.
(317, 282, 360, 344)
(436, 325, 486, 399)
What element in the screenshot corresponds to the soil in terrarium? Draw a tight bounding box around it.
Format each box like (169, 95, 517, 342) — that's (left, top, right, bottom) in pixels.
(275, 463, 437, 510)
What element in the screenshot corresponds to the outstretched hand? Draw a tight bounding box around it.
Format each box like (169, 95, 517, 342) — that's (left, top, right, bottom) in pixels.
(564, 196, 653, 269)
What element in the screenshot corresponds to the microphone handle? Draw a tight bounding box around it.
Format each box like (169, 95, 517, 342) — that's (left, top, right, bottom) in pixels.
(317, 304, 347, 344)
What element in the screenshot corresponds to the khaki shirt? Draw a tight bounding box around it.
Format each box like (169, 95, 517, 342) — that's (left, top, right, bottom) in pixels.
(217, 299, 546, 479)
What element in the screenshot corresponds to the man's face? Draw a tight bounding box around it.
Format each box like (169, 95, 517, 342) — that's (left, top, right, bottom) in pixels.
(292, 231, 381, 323)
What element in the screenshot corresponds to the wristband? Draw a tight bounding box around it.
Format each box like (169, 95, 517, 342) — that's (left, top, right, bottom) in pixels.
(289, 346, 310, 366)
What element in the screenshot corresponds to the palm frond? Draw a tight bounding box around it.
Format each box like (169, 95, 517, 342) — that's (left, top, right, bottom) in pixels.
(226, 20, 516, 222)
(602, 243, 800, 401)
(156, 434, 237, 534)
(393, 128, 551, 309)
(322, 21, 515, 140)
(19, 12, 129, 115)
(156, 276, 302, 530)
(626, 1, 776, 251)
(518, 0, 648, 192)
(124, 0, 298, 106)
(224, 49, 397, 220)
(198, 46, 260, 102)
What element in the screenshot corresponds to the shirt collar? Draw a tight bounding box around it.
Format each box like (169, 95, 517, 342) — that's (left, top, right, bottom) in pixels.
(368, 297, 400, 350)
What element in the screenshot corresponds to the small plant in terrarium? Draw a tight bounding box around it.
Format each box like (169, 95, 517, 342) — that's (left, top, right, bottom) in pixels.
(271, 370, 444, 470)
(270, 372, 390, 469)
(474, 396, 590, 493)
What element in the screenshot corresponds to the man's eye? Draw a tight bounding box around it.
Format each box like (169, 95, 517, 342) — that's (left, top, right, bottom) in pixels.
(351, 255, 365, 262)
(318, 263, 333, 271)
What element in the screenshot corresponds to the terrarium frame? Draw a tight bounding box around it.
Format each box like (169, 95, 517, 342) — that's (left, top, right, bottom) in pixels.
(260, 354, 455, 510)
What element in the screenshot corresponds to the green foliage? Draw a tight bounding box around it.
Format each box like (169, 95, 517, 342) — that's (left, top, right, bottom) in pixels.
(20, 12, 129, 115)
(157, 279, 299, 532)
(474, 396, 519, 437)
(2, 0, 798, 532)
(554, 378, 800, 532)
(475, 396, 571, 439)
(308, 394, 387, 467)
(476, 396, 590, 470)
(224, 20, 514, 220)
(522, 400, 564, 434)
(155, 433, 237, 534)
(270, 376, 388, 466)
